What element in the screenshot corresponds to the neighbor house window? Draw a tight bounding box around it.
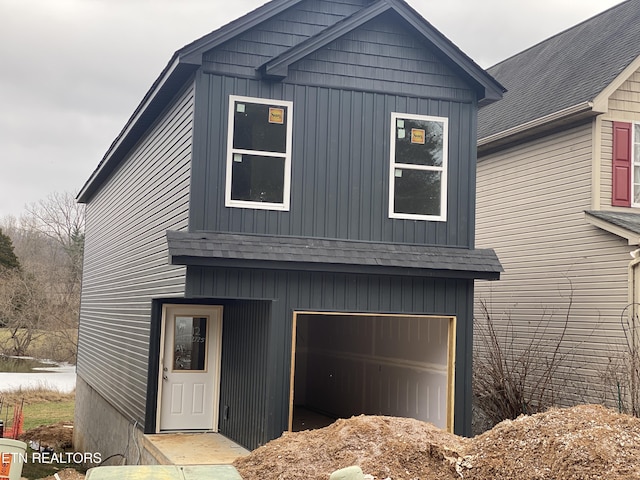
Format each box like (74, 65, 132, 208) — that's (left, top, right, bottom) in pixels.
(389, 113, 448, 221)
(225, 95, 293, 210)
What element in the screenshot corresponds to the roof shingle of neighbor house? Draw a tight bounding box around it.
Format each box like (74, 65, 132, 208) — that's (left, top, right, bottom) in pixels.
(586, 210, 640, 235)
(478, 0, 640, 140)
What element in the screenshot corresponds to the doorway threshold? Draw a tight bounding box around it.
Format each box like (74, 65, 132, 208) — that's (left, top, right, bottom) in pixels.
(143, 432, 250, 465)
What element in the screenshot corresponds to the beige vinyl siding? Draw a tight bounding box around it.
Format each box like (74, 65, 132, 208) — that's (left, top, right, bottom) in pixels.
(601, 67, 640, 210)
(599, 120, 613, 208)
(599, 64, 640, 211)
(476, 122, 633, 408)
(77, 80, 194, 426)
(609, 67, 640, 118)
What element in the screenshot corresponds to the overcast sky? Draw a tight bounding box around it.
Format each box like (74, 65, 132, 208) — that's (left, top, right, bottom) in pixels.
(0, 0, 624, 219)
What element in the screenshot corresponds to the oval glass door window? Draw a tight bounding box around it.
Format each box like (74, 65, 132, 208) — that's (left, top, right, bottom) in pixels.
(173, 316, 208, 371)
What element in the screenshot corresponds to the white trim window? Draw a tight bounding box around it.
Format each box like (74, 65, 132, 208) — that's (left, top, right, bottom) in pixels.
(225, 95, 293, 210)
(389, 113, 448, 221)
(633, 123, 640, 206)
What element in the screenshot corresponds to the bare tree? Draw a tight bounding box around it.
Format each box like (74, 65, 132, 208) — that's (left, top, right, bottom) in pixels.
(0, 268, 47, 356)
(0, 192, 84, 362)
(26, 191, 85, 291)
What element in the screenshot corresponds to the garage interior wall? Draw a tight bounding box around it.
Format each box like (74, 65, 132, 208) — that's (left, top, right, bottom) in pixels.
(293, 313, 454, 430)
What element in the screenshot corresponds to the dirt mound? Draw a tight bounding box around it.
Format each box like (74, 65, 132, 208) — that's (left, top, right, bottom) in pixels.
(36, 468, 85, 480)
(234, 405, 640, 480)
(466, 404, 640, 480)
(19, 422, 74, 450)
(234, 415, 465, 479)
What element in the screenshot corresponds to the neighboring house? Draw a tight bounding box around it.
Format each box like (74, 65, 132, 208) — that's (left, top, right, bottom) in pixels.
(475, 0, 640, 408)
(74, 0, 503, 460)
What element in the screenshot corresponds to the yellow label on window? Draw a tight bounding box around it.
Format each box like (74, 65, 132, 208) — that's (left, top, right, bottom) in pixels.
(269, 107, 285, 124)
(411, 128, 425, 144)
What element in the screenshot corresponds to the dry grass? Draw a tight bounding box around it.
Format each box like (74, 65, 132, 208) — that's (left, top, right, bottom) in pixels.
(0, 386, 75, 431)
(0, 385, 74, 406)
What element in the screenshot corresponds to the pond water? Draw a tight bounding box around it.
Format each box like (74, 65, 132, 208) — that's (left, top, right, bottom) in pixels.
(0, 356, 76, 393)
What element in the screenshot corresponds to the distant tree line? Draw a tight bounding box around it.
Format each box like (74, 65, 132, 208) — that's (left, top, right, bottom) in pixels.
(0, 192, 84, 363)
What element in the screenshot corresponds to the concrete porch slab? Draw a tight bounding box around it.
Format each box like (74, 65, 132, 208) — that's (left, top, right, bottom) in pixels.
(142, 433, 250, 466)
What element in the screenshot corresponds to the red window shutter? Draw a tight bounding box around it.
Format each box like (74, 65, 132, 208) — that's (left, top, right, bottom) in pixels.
(612, 121, 632, 207)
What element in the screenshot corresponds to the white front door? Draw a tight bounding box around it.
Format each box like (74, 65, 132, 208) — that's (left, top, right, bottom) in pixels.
(159, 304, 223, 431)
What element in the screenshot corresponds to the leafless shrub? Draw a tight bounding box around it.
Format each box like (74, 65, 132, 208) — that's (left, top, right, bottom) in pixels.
(473, 284, 574, 426)
(613, 304, 640, 416)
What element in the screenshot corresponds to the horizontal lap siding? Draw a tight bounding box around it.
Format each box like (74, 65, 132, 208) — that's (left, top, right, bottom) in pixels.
(77, 82, 194, 427)
(602, 68, 640, 208)
(475, 123, 632, 407)
(203, 0, 369, 76)
(609, 68, 640, 118)
(192, 75, 475, 246)
(599, 120, 613, 208)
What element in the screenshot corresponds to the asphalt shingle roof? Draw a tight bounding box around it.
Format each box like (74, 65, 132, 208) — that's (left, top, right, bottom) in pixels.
(479, 0, 640, 140)
(166, 231, 502, 280)
(585, 210, 640, 235)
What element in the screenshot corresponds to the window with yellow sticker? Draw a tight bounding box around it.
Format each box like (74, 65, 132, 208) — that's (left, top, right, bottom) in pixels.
(389, 113, 448, 221)
(226, 96, 293, 211)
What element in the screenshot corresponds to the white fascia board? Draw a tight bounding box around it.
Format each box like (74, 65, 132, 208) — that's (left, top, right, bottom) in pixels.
(479, 101, 598, 148)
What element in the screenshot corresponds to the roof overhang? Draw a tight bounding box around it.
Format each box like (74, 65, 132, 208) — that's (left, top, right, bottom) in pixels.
(585, 210, 640, 245)
(478, 54, 640, 157)
(77, 58, 198, 203)
(478, 101, 602, 156)
(167, 231, 503, 280)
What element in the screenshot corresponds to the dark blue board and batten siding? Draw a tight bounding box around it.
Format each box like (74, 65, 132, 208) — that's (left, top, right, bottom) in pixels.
(190, 4, 478, 247)
(186, 267, 474, 449)
(77, 80, 195, 427)
(190, 80, 476, 246)
(218, 301, 271, 450)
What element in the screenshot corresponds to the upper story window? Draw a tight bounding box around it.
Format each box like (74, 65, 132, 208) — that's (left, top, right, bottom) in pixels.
(225, 96, 293, 210)
(389, 113, 448, 221)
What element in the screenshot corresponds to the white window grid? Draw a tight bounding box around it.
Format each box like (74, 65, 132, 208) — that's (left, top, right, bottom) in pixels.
(225, 95, 294, 211)
(388, 112, 448, 221)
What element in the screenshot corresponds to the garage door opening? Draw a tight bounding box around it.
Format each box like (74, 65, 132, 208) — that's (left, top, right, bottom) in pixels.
(289, 312, 456, 433)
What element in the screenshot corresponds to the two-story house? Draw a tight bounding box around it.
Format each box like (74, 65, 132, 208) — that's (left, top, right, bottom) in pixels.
(74, 0, 503, 461)
(475, 0, 640, 412)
